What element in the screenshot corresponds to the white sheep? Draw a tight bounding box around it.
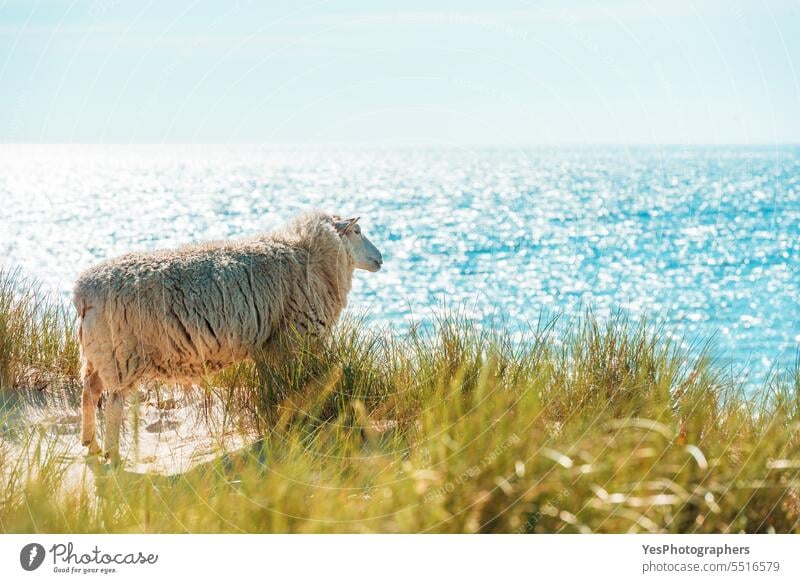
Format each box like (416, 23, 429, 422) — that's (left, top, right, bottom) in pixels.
(73, 211, 383, 463)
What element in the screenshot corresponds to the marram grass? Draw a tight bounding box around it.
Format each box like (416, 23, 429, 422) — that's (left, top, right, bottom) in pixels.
(0, 269, 799, 533)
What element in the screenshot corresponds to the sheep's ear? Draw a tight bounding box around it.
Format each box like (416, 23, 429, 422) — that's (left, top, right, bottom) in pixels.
(334, 216, 360, 235)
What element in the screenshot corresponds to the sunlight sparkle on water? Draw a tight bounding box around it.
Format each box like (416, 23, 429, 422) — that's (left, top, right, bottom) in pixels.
(1, 145, 798, 386)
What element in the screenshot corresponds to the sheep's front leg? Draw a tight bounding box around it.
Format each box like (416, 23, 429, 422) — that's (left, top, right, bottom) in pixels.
(80, 368, 103, 455)
(103, 391, 127, 465)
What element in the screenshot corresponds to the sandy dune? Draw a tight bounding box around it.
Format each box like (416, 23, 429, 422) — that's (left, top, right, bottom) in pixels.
(7, 387, 256, 486)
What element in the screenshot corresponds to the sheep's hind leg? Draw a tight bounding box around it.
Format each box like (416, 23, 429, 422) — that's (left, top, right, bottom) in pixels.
(103, 390, 127, 466)
(80, 367, 103, 455)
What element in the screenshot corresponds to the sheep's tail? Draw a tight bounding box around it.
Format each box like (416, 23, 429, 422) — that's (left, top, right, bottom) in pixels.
(72, 290, 88, 345)
(72, 290, 98, 382)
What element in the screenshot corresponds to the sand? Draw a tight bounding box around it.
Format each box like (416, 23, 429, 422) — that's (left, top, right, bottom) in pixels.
(3, 386, 257, 492)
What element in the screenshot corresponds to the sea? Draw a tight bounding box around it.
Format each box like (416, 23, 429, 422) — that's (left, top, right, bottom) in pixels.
(1, 144, 798, 387)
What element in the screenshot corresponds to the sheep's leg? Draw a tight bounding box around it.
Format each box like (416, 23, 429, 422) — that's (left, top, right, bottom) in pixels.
(80, 367, 103, 455)
(249, 336, 290, 420)
(103, 390, 127, 465)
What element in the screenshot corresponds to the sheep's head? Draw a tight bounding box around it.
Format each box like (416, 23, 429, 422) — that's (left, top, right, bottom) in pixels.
(334, 216, 383, 272)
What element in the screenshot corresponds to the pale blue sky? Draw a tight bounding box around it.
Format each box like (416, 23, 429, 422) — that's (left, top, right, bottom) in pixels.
(1, 0, 798, 144)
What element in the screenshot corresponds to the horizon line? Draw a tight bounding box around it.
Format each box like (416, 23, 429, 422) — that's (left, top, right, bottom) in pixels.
(1, 142, 799, 148)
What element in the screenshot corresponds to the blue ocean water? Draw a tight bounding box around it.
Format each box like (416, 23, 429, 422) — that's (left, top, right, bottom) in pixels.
(1, 145, 798, 385)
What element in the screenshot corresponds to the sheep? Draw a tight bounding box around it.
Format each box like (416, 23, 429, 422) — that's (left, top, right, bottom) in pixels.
(73, 211, 383, 463)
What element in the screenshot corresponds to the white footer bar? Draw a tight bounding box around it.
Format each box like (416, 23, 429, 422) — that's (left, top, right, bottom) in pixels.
(2, 534, 797, 582)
